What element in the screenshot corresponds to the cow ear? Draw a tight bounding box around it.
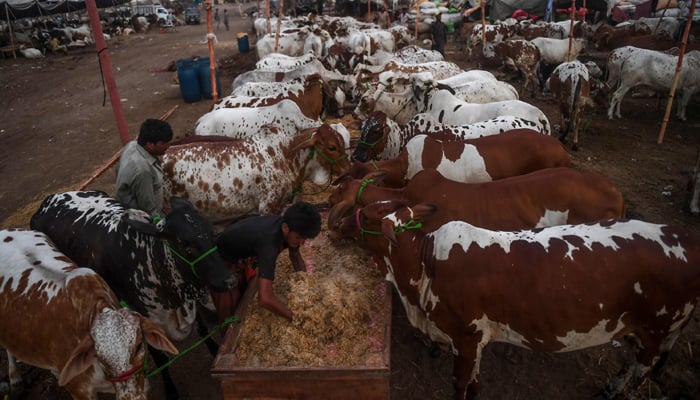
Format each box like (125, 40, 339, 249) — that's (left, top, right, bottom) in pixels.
(381, 219, 399, 246)
(139, 315, 179, 355)
(122, 214, 160, 236)
(58, 335, 96, 386)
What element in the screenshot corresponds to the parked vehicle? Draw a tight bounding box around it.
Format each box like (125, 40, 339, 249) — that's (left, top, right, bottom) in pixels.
(131, 3, 174, 26)
(185, 8, 201, 24)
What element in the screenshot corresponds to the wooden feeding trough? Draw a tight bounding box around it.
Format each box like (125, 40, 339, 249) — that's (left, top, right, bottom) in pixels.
(211, 232, 392, 400)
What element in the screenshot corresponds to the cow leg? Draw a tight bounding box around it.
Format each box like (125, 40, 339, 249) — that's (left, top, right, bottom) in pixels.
(1, 351, 25, 398)
(150, 347, 180, 400)
(609, 85, 630, 119)
(452, 336, 483, 400)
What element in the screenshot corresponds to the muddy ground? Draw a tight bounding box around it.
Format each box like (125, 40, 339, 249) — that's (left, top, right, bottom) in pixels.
(1, 6, 699, 400)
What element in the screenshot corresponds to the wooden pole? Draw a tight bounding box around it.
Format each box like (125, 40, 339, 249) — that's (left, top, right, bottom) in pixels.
(658, 0, 697, 144)
(367, 0, 371, 22)
(206, 0, 218, 102)
(414, 0, 419, 44)
(76, 105, 178, 191)
(567, 3, 575, 61)
(5, 5, 17, 59)
(481, 0, 486, 50)
(653, 4, 670, 35)
(84, 0, 130, 145)
(274, 0, 284, 51)
(266, 0, 271, 39)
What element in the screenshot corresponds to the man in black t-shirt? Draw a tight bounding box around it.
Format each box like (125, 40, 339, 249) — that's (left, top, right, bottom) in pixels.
(214, 202, 322, 321)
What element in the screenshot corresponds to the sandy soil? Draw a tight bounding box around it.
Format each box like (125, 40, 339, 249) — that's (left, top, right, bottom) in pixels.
(1, 7, 699, 400)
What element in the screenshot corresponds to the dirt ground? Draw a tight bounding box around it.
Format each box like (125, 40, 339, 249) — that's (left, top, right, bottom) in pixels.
(1, 7, 700, 400)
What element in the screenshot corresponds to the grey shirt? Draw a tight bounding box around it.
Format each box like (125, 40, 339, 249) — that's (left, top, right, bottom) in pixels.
(115, 141, 164, 217)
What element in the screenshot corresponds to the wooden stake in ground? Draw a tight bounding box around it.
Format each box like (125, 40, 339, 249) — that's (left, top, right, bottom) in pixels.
(274, 0, 284, 51)
(414, 0, 419, 44)
(658, 0, 697, 144)
(266, 0, 272, 41)
(567, 4, 575, 61)
(481, 0, 486, 51)
(206, 0, 218, 102)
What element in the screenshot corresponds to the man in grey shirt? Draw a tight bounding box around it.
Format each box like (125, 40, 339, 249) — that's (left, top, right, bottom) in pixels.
(115, 119, 173, 218)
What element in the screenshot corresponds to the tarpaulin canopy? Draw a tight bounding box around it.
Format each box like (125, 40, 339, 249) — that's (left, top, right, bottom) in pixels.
(486, 0, 549, 21)
(1, 0, 130, 21)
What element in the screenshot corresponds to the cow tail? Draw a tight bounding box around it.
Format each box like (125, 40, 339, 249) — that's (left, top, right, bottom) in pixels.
(571, 75, 583, 115)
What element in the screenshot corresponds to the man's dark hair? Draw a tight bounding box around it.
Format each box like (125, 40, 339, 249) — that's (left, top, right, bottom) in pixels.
(137, 119, 174, 146)
(283, 202, 321, 238)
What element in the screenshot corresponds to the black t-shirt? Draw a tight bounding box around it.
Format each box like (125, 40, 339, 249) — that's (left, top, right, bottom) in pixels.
(216, 215, 295, 281)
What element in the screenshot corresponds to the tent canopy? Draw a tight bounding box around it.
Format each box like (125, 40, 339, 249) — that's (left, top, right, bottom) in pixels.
(1, 0, 130, 21)
(486, 0, 549, 21)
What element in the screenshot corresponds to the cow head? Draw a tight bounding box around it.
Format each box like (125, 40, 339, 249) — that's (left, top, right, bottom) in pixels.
(352, 111, 389, 162)
(287, 124, 351, 185)
(126, 197, 237, 292)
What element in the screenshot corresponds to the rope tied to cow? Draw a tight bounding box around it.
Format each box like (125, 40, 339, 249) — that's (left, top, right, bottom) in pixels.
(163, 242, 220, 279)
(144, 315, 240, 378)
(356, 178, 375, 205)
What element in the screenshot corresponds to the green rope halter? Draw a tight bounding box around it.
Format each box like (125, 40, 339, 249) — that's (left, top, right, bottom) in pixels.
(164, 242, 219, 279)
(356, 178, 375, 205)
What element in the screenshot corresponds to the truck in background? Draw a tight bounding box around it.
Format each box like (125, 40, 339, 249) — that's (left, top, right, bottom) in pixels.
(131, 3, 174, 26)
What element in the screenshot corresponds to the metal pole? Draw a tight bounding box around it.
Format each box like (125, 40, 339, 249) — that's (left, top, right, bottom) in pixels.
(658, 0, 697, 144)
(84, 0, 130, 144)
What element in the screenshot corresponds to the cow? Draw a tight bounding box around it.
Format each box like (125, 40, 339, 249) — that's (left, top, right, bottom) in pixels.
(362, 45, 444, 67)
(163, 124, 351, 222)
(338, 131, 571, 188)
(608, 50, 700, 120)
(336, 201, 700, 400)
(212, 73, 338, 119)
(487, 39, 541, 97)
(194, 99, 322, 138)
(356, 71, 522, 125)
(352, 111, 547, 162)
(328, 167, 624, 233)
(529, 37, 586, 86)
(256, 27, 332, 59)
(547, 60, 594, 150)
(466, 22, 517, 55)
(29, 193, 236, 399)
(417, 87, 551, 135)
(0, 229, 179, 400)
(230, 58, 356, 95)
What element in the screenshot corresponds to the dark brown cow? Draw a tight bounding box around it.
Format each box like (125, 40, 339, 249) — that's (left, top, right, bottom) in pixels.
(338, 131, 571, 188)
(334, 201, 700, 400)
(328, 167, 624, 232)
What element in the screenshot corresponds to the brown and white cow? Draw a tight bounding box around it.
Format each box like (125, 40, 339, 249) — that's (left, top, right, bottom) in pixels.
(547, 60, 594, 150)
(336, 201, 700, 400)
(164, 124, 350, 222)
(487, 39, 541, 97)
(212, 73, 338, 119)
(466, 22, 517, 55)
(328, 167, 624, 232)
(338, 131, 571, 188)
(0, 229, 178, 400)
